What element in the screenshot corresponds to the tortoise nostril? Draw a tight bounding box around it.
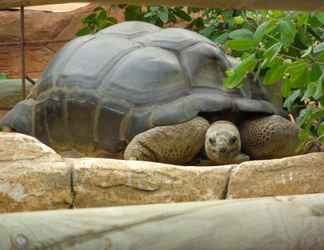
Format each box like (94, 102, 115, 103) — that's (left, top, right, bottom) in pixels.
(219, 147, 226, 153)
(209, 137, 216, 145)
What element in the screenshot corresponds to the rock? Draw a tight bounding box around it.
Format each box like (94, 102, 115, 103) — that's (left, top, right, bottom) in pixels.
(0, 132, 61, 161)
(70, 158, 233, 208)
(227, 153, 324, 199)
(0, 132, 72, 213)
(1, 132, 324, 213)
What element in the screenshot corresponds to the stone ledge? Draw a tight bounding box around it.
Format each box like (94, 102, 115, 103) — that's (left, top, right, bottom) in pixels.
(0, 161, 72, 213)
(0, 133, 72, 213)
(227, 153, 324, 199)
(0, 132, 324, 213)
(69, 158, 232, 208)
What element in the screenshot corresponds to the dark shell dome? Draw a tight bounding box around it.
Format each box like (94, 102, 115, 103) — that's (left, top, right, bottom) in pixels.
(28, 21, 278, 153)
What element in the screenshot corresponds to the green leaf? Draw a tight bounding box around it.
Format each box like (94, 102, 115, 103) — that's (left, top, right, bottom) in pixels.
(310, 64, 323, 81)
(297, 107, 314, 127)
(295, 31, 312, 49)
(315, 12, 324, 24)
(314, 42, 324, 54)
(287, 61, 308, 82)
(200, 25, 215, 38)
(298, 107, 324, 128)
(224, 54, 257, 88)
(213, 32, 229, 44)
(281, 79, 292, 97)
(279, 20, 296, 47)
(298, 129, 314, 142)
(318, 122, 324, 137)
(144, 12, 154, 18)
(97, 9, 107, 21)
(107, 16, 118, 24)
(283, 89, 301, 111)
(174, 8, 192, 21)
(286, 61, 309, 87)
(76, 27, 92, 36)
(0, 73, 7, 80)
(124, 5, 143, 21)
(301, 46, 312, 58)
(158, 7, 169, 23)
(233, 16, 245, 25)
(263, 42, 282, 67)
(253, 21, 275, 42)
(302, 82, 318, 100)
(226, 39, 257, 51)
(314, 80, 324, 100)
(228, 29, 254, 40)
(150, 6, 160, 12)
(296, 12, 309, 27)
(264, 61, 287, 85)
(82, 13, 96, 25)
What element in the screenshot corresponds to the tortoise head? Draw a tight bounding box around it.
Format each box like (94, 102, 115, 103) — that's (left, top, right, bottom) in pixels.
(0, 99, 34, 135)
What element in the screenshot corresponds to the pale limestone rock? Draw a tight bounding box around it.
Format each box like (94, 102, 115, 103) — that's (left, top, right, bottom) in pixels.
(227, 153, 324, 199)
(1, 132, 324, 213)
(0, 132, 72, 213)
(0, 132, 62, 162)
(70, 158, 233, 208)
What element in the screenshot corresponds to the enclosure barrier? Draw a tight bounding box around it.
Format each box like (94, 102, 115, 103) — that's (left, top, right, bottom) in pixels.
(0, 0, 324, 11)
(1, 193, 324, 250)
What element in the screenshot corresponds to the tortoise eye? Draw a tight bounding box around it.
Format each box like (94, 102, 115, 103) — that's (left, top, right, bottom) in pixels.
(209, 138, 216, 145)
(229, 136, 237, 144)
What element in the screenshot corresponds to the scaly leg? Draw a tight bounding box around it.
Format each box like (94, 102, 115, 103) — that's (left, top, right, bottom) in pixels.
(239, 115, 300, 159)
(124, 117, 209, 165)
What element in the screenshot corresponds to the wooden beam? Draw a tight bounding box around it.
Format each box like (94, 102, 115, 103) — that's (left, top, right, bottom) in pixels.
(0, 0, 324, 11)
(1, 193, 324, 250)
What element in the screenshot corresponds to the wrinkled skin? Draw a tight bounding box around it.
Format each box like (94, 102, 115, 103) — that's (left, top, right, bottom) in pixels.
(125, 115, 300, 165)
(205, 121, 249, 165)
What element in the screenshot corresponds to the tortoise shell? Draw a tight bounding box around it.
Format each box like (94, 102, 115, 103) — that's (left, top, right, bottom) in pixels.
(3, 21, 278, 153)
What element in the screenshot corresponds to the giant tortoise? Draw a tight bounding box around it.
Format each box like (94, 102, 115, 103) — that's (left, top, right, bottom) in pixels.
(0, 21, 299, 165)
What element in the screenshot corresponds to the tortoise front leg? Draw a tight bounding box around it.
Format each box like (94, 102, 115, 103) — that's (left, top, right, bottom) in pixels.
(239, 115, 300, 159)
(124, 117, 209, 165)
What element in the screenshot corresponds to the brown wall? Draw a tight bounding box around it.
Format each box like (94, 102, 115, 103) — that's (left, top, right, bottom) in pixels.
(0, 110, 7, 119)
(0, 4, 124, 79)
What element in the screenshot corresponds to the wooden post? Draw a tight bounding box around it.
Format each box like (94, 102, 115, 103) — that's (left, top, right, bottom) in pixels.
(1, 193, 324, 250)
(20, 5, 26, 99)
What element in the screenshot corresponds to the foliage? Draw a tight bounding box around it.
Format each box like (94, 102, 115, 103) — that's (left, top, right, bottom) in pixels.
(76, 7, 118, 36)
(217, 11, 324, 149)
(122, 5, 194, 26)
(77, 5, 196, 35)
(77, 7, 324, 149)
(0, 72, 7, 80)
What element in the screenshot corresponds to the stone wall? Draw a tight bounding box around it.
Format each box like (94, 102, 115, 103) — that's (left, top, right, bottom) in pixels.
(0, 132, 323, 213)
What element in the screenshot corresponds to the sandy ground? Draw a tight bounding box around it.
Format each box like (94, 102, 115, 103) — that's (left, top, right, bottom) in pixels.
(25, 3, 90, 12)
